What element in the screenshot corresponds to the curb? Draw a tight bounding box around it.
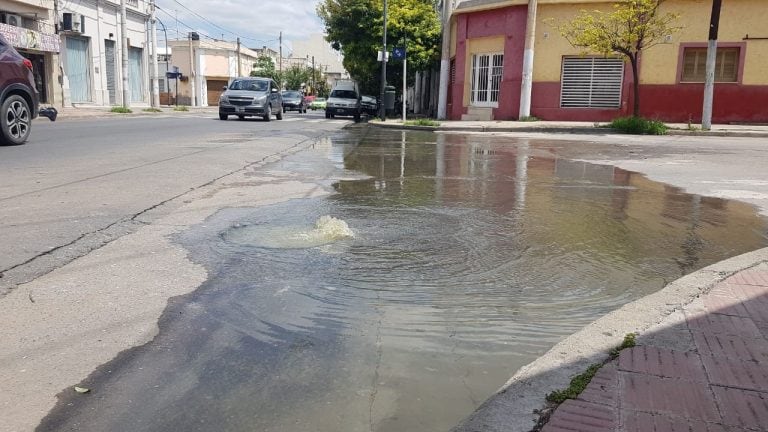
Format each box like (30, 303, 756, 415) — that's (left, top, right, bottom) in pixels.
(369, 121, 768, 138)
(450, 247, 768, 432)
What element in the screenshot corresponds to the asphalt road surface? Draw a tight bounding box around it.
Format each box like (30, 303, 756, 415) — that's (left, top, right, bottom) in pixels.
(0, 110, 347, 295)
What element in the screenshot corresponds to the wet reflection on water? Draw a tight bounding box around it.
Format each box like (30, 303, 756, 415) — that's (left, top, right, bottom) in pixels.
(40, 129, 767, 432)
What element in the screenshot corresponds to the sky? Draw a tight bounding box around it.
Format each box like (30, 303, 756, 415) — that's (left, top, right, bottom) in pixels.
(154, 0, 326, 53)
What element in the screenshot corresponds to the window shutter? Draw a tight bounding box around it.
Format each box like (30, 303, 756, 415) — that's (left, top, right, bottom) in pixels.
(560, 57, 624, 108)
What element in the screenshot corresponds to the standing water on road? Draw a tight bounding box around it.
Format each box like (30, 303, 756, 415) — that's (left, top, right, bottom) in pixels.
(40, 129, 767, 432)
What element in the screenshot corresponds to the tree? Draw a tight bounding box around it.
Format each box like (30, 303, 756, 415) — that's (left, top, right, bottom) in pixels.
(317, 0, 441, 94)
(554, 0, 681, 116)
(283, 65, 311, 91)
(251, 55, 281, 83)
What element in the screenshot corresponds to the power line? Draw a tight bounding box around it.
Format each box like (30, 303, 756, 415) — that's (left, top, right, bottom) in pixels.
(160, 0, 277, 45)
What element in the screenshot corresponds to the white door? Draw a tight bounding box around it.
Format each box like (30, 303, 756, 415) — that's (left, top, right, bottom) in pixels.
(128, 47, 144, 103)
(65, 37, 91, 103)
(470, 53, 503, 107)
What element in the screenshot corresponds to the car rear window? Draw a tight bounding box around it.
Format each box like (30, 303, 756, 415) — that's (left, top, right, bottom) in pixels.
(229, 80, 268, 91)
(283, 91, 302, 98)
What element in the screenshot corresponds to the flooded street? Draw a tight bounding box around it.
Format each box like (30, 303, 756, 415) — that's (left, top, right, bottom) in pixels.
(40, 128, 767, 432)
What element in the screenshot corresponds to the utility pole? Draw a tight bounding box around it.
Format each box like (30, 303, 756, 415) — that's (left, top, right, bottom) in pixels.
(120, 0, 129, 107)
(150, 0, 160, 108)
(157, 17, 169, 105)
(436, 0, 452, 120)
(237, 37, 242, 76)
(702, 0, 722, 130)
(189, 32, 196, 106)
(402, 42, 407, 122)
(379, 0, 388, 121)
(279, 31, 283, 89)
(519, 0, 537, 119)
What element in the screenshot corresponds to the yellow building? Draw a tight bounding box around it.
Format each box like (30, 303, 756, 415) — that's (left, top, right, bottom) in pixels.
(448, 0, 768, 123)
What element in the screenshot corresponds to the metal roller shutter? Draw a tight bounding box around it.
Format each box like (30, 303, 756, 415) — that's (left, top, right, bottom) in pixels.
(560, 57, 624, 108)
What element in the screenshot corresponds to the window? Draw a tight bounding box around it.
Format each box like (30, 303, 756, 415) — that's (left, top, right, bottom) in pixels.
(681, 47, 739, 83)
(560, 57, 624, 108)
(470, 53, 503, 107)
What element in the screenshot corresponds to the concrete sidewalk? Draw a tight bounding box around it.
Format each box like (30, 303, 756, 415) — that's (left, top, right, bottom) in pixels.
(371, 119, 768, 138)
(542, 264, 768, 431)
(53, 105, 217, 119)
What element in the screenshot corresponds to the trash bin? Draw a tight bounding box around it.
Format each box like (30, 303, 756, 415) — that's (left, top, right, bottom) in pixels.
(383, 85, 396, 111)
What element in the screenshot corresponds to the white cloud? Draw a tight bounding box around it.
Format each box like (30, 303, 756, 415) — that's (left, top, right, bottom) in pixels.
(155, 0, 325, 51)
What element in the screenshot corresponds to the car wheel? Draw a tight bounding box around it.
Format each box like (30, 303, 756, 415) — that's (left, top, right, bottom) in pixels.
(219, 113, 228, 120)
(263, 105, 271, 122)
(325, 112, 330, 119)
(237, 115, 246, 120)
(0, 95, 32, 146)
(276, 106, 283, 120)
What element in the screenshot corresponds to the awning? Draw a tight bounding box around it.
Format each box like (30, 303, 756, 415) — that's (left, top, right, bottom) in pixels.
(0, 22, 60, 53)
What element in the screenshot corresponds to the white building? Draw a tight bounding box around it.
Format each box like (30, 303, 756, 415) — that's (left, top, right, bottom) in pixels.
(0, 0, 61, 106)
(58, 0, 150, 106)
(290, 33, 348, 86)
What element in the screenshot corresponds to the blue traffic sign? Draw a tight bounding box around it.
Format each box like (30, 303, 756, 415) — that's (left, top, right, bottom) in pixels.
(392, 47, 406, 60)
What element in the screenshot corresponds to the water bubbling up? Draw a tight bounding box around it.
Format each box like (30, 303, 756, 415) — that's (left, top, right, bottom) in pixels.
(224, 215, 354, 249)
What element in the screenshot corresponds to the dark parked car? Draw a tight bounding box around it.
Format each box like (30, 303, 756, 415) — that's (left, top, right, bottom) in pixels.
(281, 91, 307, 113)
(361, 95, 378, 116)
(0, 34, 40, 145)
(218, 77, 283, 121)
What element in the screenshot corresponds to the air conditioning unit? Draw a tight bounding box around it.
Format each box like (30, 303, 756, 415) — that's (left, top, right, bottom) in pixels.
(71, 13, 81, 32)
(61, 12, 83, 33)
(3, 14, 22, 27)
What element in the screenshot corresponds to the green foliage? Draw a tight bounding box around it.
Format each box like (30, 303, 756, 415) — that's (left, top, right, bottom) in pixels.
(251, 55, 281, 82)
(546, 364, 602, 404)
(553, 0, 681, 116)
(283, 65, 311, 91)
(609, 333, 638, 358)
(519, 116, 539, 122)
(173, 105, 189, 112)
(142, 108, 162, 113)
(610, 116, 667, 135)
(404, 118, 440, 127)
(110, 107, 132, 114)
(318, 0, 442, 94)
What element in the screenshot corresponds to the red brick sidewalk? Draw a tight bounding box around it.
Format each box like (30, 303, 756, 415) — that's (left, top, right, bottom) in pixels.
(543, 265, 768, 431)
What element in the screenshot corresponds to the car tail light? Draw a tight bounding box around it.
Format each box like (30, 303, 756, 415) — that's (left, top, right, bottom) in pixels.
(23, 58, 33, 70)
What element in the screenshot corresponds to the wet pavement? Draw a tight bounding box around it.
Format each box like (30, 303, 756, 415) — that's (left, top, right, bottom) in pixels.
(38, 128, 768, 431)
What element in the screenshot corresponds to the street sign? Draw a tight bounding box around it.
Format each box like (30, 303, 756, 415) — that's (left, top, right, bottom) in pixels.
(377, 50, 390, 62)
(392, 47, 406, 60)
(165, 71, 181, 79)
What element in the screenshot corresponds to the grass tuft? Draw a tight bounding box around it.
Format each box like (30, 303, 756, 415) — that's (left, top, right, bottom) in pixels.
(404, 118, 440, 127)
(173, 105, 189, 112)
(143, 108, 162, 113)
(609, 116, 667, 135)
(610, 333, 637, 358)
(519, 116, 540, 122)
(110, 107, 132, 114)
(546, 364, 602, 404)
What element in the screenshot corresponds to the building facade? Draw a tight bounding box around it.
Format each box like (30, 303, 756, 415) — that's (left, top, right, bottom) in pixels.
(169, 38, 261, 107)
(448, 0, 768, 123)
(0, 0, 61, 106)
(291, 33, 348, 88)
(58, 0, 151, 107)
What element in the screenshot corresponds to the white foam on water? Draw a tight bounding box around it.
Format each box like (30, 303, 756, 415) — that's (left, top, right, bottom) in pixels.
(225, 216, 354, 249)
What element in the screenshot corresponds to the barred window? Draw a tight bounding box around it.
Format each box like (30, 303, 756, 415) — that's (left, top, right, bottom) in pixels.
(681, 47, 739, 83)
(470, 53, 503, 107)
